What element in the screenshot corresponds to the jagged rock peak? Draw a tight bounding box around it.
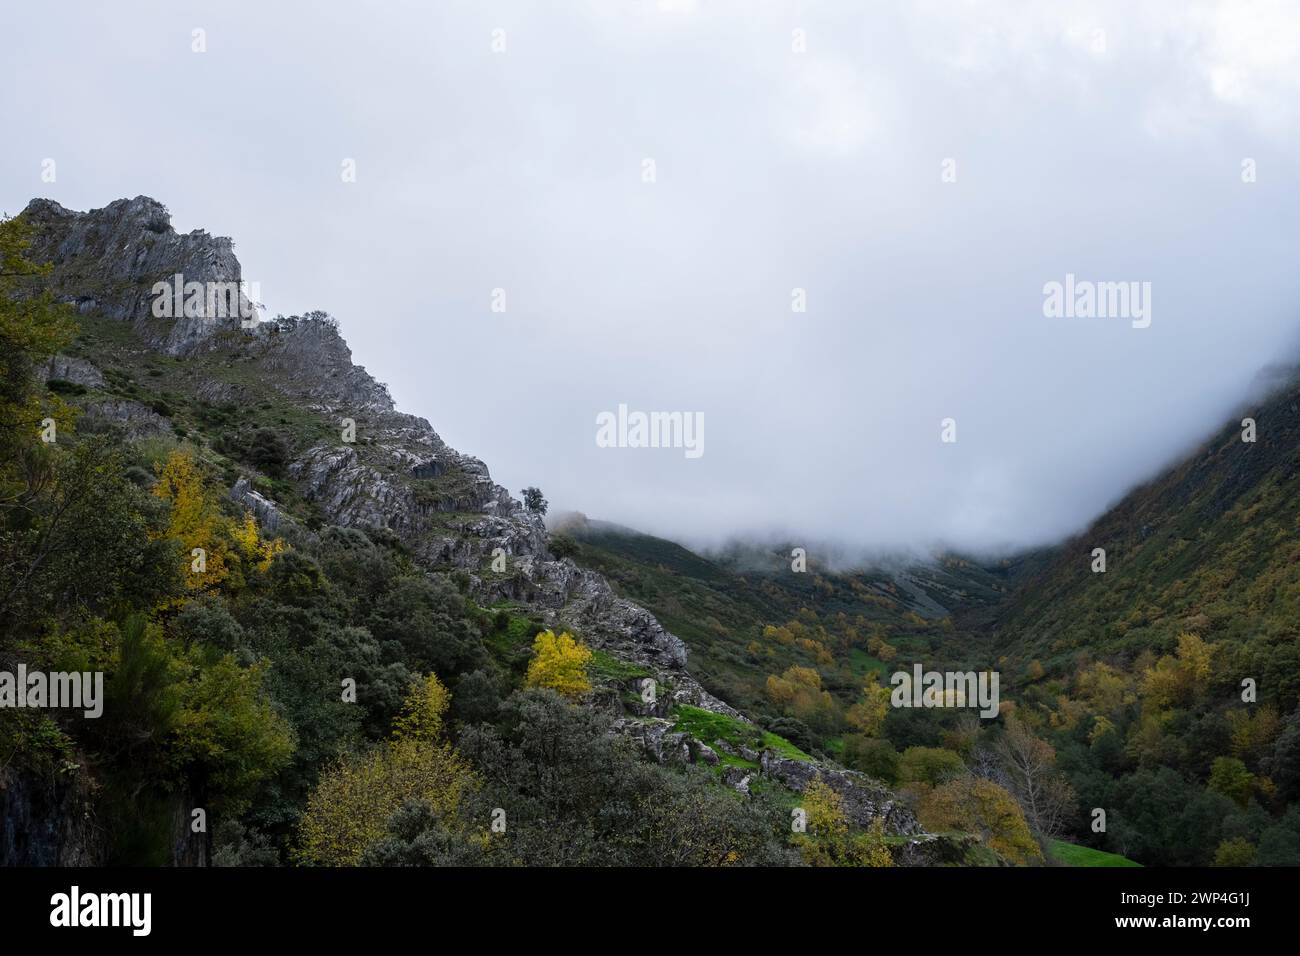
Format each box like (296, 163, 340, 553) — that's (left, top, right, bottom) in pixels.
(20, 195, 244, 356)
(248, 310, 397, 415)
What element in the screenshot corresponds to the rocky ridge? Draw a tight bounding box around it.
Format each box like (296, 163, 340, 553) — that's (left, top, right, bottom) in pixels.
(22, 196, 921, 838)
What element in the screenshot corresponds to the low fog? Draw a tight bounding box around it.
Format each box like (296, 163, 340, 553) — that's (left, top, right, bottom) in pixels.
(6, 1, 1300, 556)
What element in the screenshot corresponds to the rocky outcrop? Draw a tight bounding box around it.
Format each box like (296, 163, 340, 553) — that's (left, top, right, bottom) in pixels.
(760, 751, 921, 835)
(39, 354, 104, 388)
(0, 766, 102, 866)
(22, 196, 251, 356)
(890, 832, 985, 866)
(81, 399, 172, 439)
(23, 196, 930, 849)
(246, 313, 396, 414)
(613, 718, 693, 765)
(230, 477, 286, 533)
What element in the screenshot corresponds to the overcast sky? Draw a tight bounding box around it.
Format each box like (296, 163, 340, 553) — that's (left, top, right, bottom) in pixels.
(6, 1, 1300, 556)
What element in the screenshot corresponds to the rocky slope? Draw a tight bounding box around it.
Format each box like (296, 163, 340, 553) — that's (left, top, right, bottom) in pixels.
(21, 196, 922, 838)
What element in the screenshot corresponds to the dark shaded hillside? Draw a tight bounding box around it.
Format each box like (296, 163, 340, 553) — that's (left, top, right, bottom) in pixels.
(988, 373, 1300, 708)
(948, 375, 1300, 867)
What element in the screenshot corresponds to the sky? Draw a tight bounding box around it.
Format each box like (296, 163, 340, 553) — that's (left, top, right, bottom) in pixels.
(5, 0, 1300, 557)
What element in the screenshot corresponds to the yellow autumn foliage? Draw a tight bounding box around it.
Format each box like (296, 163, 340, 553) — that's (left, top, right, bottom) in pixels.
(296, 673, 473, 866)
(151, 450, 284, 600)
(152, 450, 229, 592)
(845, 673, 891, 736)
(524, 630, 592, 699)
(795, 778, 893, 867)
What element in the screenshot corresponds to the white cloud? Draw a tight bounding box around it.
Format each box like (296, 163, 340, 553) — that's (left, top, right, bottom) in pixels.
(6, 0, 1300, 556)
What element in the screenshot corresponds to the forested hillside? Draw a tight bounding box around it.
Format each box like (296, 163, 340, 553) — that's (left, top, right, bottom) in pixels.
(5, 196, 1298, 870)
(0, 198, 958, 868)
(561, 388, 1300, 866)
(970, 374, 1300, 865)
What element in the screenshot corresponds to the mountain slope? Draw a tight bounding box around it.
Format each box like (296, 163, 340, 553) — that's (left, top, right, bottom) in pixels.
(4, 196, 953, 865)
(987, 374, 1300, 710)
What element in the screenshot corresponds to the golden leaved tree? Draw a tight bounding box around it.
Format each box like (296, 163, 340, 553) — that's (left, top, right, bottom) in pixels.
(524, 630, 592, 699)
(794, 778, 893, 868)
(297, 673, 474, 866)
(918, 776, 1041, 865)
(150, 449, 283, 600)
(845, 673, 892, 736)
(152, 450, 230, 594)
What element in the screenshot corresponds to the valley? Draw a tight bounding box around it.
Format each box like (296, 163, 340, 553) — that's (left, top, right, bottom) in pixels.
(3, 196, 1298, 870)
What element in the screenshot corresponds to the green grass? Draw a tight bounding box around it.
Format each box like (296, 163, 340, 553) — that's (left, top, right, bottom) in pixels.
(1049, 840, 1141, 867)
(484, 612, 544, 679)
(714, 751, 759, 771)
(672, 704, 812, 762)
(760, 731, 812, 761)
(589, 649, 652, 682)
(847, 647, 888, 677)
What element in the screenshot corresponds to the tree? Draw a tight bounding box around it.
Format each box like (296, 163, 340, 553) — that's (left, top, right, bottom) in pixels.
(996, 718, 1077, 839)
(524, 630, 591, 699)
(841, 735, 900, 783)
(0, 440, 176, 630)
(170, 650, 295, 814)
(521, 486, 547, 515)
(247, 428, 289, 478)
(845, 673, 891, 736)
(1208, 756, 1255, 808)
(1212, 837, 1256, 867)
(1141, 632, 1216, 710)
(765, 665, 838, 735)
(1271, 709, 1300, 802)
(297, 673, 474, 865)
(451, 669, 502, 725)
(803, 778, 847, 838)
(794, 778, 893, 868)
(231, 511, 284, 573)
(918, 776, 1042, 865)
(365, 574, 485, 677)
(0, 213, 75, 448)
(390, 672, 451, 742)
(152, 450, 231, 594)
(898, 746, 965, 788)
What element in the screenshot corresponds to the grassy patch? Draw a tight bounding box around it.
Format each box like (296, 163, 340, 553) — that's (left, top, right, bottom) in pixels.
(848, 647, 888, 677)
(672, 704, 812, 762)
(1049, 840, 1141, 868)
(589, 650, 652, 682)
(760, 731, 812, 761)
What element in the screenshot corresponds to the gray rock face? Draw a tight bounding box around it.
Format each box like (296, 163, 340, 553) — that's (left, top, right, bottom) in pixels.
(81, 399, 171, 439)
(611, 718, 694, 765)
(230, 477, 285, 533)
(39, 355, 104, 388)
(760, 751, 921, 835)
(22, 197, 250, 356)
(0, 766, 101, 866)
(246, 314, 395, 414)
